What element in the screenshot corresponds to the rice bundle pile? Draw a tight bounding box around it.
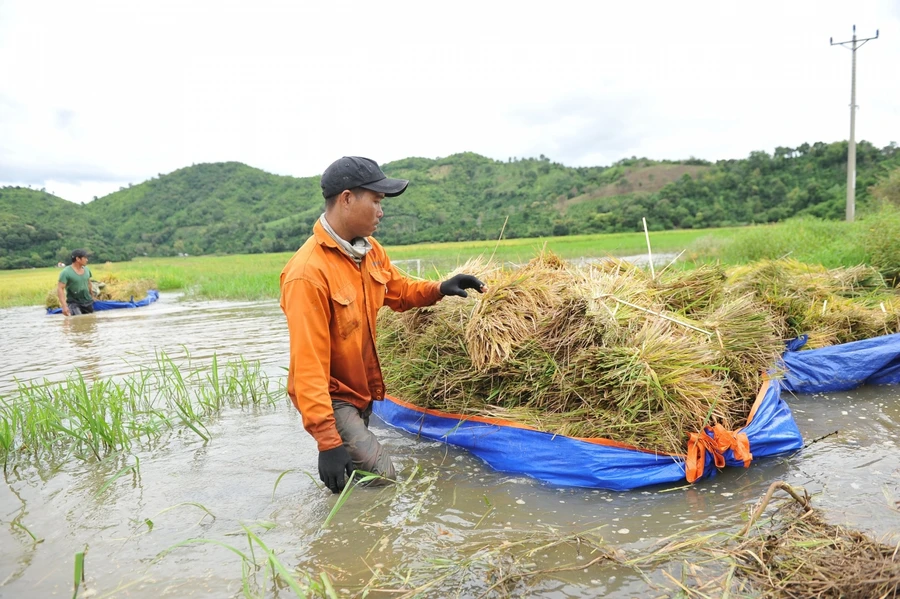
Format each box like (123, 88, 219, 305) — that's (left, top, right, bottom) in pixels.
(94, 273, 157, 302)
(378, 252, 900, 454)
(725, 258, 897, 348)
(45, 273, 158, 309)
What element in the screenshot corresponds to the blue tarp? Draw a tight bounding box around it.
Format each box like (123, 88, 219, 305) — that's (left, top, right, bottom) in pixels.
(781, 332, 900, 392)
(373, 333, 900, 490)
(46, 289, 160, 315)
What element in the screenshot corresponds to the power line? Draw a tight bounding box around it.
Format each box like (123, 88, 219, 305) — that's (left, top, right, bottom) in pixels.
(830, 25, 879, 222)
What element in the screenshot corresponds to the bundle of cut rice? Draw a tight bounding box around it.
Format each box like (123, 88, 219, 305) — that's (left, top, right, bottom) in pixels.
(377, 252, 900, 454)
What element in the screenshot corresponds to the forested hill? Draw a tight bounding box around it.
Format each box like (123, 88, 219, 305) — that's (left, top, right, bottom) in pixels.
(1, 140, 898, 269)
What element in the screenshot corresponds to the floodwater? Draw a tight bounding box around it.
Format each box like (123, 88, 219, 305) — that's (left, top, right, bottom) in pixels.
(1, 294, 899, 598)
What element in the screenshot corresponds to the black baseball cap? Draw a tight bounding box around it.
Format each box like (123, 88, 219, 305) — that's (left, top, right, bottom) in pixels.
(320, 156, 409, 199)
(71, 249, 89, 260)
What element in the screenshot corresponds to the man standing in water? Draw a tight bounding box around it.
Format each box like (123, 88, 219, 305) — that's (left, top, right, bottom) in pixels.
(57, 249, 97, 316)
(280, 156, 486, 494)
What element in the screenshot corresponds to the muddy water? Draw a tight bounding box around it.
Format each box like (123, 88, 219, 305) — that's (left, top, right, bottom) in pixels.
(1, 295, 899, 598)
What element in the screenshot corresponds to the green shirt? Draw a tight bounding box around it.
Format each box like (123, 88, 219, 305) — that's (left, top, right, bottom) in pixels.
(59, 265, 93, 304)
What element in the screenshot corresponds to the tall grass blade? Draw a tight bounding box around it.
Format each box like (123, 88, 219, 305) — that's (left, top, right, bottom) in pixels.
(272, 469, 297, 501)
(242, 526, 308, 597)
(94, 459, 138, 498)
(321, 470, 382, 529)
(72, 550, 85, 599)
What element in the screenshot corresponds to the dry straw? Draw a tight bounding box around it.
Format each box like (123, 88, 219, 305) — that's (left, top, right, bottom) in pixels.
(732, 482, 900, 598)
(619, 482, 900, 598)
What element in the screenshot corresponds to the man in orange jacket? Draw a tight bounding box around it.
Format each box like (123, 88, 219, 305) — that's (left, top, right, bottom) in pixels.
(280, 156, 486, 493)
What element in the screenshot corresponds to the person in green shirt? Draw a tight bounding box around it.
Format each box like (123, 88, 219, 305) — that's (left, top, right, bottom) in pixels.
(57, 249, 97, 316)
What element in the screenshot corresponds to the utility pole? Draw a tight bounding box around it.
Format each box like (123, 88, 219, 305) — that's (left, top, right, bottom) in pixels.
(831, 25, 879, 222)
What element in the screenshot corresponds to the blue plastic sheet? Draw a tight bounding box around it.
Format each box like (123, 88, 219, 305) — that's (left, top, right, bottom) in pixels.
(373, 333, 900, 490)
(47, 289, 160, 315)
(781, 332, 900, 392)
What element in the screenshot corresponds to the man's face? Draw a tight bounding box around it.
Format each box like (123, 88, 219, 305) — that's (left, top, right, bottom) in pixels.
(346, 188, 385, 238)
(76, 255, 88, 266)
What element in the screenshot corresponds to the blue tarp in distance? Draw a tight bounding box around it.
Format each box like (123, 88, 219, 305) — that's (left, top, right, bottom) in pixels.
(47, 289, 160, 315)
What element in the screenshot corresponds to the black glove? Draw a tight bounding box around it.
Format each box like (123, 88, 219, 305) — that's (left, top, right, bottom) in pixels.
(318, 445, 354, 494)
(439, 274, 486, 298)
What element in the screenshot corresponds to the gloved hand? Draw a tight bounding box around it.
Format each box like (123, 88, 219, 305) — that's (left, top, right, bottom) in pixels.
(318, 445, 354, 493)
(439, 274, 486, 298)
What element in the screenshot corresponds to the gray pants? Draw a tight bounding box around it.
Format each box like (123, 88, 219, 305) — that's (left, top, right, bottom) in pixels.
(68, 302, 95, 315)
(332, 400, 396, 484)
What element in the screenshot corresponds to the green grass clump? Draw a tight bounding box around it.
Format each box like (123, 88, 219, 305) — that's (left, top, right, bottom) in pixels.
(0, 351, 283, 466)
(861, 205, 900, 284)
(687, 205, 900, 281)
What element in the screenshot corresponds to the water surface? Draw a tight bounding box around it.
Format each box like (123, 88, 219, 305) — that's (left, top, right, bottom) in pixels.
(1, 296, 898, 597)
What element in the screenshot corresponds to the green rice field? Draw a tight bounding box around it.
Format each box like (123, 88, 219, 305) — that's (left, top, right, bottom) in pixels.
(2, 208, 898, 309)
(0, 227, 738, 308)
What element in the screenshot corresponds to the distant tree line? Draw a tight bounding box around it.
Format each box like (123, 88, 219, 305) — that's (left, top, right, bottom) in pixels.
(1, 142, 898, 269)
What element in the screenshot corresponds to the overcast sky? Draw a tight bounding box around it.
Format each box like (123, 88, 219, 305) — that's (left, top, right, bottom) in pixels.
(1, 0, 898, 204)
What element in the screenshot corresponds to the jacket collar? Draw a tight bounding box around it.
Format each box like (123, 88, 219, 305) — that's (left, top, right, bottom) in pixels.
(313, 218, 339, 250)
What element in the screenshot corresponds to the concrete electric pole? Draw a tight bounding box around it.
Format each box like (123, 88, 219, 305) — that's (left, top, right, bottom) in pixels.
(831, 25, 879, 222)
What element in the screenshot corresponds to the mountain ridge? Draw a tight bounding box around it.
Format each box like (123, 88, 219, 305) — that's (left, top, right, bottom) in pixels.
(2, 142, 898, 269)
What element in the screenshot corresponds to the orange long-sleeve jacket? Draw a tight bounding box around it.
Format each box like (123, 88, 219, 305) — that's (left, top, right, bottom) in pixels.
(280, 220, 443, 451)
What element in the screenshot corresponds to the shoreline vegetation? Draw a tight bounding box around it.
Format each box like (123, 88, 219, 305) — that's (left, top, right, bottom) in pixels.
(1, 207, 898, 310)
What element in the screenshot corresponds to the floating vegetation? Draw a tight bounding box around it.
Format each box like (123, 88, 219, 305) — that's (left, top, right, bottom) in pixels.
(0, 351, 283, 466)
(729, 482, 900, 598)
(323, 480, 898, 598)
(143, 472, 900, 598)
(378, 253, 900, 453)
(624, 482, 900, 598)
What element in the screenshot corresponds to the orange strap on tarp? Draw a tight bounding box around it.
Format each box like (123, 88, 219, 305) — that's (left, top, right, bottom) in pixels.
(685, 424, 753, 483)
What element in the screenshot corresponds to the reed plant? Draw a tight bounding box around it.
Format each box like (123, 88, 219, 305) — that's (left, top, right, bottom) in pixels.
(0, 351, 283, 467)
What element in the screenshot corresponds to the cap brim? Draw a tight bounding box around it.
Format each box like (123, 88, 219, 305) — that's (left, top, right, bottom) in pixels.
(361, 177, 409, 197)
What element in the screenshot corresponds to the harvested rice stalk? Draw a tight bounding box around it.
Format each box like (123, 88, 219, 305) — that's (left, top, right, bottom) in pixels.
(725, 258, 900, 345)
(580, 267, 659, 341)
(650, 263, 726, 315)
(45, 274, 157, 308)
(807, 295, 895, 345)
(380, 301, 481, 411)
(825, 263, 887, 293)
(567, 318, 734, 452)
(701, 294, 786, 396)
(465, 252, 572, 370)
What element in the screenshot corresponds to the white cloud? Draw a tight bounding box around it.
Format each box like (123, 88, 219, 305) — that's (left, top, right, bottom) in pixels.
(1, 0, 897, 204)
